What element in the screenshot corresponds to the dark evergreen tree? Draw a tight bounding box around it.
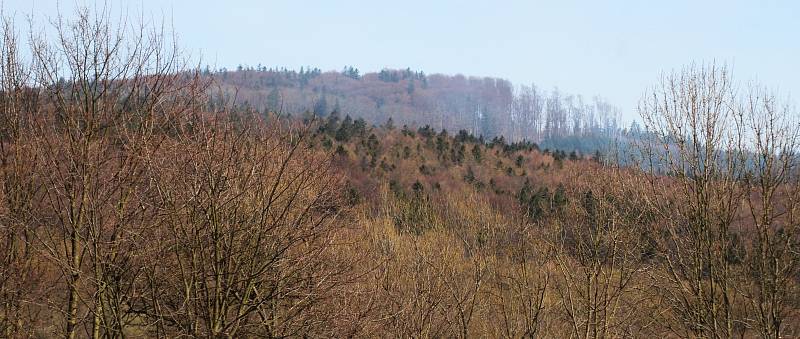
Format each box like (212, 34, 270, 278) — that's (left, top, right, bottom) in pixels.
(353, 117, 367, 138)
(384, 117, 395, 130)
(472, 144, 483, 163)
(335, 115, 354, 142)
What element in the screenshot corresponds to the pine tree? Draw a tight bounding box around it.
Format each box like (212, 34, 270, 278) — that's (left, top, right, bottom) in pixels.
(472, 144, 483, 163)
(384, 117, 395, 130)
(335, 115, 354, 142)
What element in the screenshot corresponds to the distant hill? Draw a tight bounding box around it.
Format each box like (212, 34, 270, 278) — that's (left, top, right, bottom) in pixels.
(208, 66, 628, 154)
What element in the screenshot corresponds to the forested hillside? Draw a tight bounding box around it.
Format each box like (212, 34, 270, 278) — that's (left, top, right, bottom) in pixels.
(1, 7, 799, 339)
(209, 65, 626, 153)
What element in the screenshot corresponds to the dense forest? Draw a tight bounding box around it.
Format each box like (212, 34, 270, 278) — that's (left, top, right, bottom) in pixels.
(209, 64, 626, 154)
(1, 8, 799, 339)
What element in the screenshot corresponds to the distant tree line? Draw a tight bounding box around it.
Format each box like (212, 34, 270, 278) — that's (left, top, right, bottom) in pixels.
(207, 65, 625, 153)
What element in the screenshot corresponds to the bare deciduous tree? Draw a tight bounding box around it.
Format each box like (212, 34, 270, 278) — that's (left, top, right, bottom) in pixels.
(552, 166, 653, 338)
(738, 85, 800, 338)
(138, 113, 350, 337)
(637, 63, 747, 338)
(485, 223, 550, 338)
(0, 15, 46, 337)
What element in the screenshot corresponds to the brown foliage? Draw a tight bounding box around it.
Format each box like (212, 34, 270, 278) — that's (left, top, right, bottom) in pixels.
(1, 8, 799, 339)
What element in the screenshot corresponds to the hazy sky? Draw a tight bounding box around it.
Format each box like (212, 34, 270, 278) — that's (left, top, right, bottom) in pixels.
(4, 0, 799, 121)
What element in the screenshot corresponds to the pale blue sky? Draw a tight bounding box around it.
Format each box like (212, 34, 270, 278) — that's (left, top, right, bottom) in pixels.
(4, 0, 799, 121)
